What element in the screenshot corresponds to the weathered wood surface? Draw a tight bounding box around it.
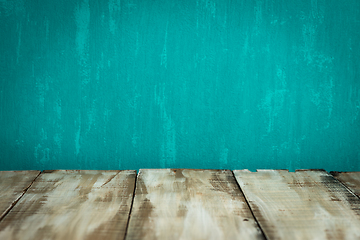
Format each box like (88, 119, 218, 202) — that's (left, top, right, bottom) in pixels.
(0, 170, 136, 240)
(331, 172, 360, 198)
(0, 171, 40, 221)
(234, 170, 360, 240)
(126, 169, 264, 240)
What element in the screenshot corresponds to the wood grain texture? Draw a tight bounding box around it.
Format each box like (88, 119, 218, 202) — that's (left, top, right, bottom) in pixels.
(0, 170, 136, 240)
(126, 169, 264, 240)
(331, 172, 360, 197)
(234, 170, 360, 240)
(0, 171, 40, 220)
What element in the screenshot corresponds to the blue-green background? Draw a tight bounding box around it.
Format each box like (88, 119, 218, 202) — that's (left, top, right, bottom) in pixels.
(1, 0, 359, 171)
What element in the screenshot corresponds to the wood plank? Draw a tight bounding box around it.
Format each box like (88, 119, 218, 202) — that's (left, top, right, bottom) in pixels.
(0, 171, 40, 221)
(233, 170, 360, 240)
(0, 170, 136, 240)
(331, 172, 360, 198)
(126, 169, 264, 240)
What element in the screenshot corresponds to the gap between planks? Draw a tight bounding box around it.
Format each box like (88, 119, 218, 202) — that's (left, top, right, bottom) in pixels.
(1, 169, 360, 240)
(125, 169, 265, 240)
(0, 171, 41, 222)
(0, 170, 136, 240)
(231, 170, 268, 240)
(234, 169, 360, 240)
(123, 170, 138, 240)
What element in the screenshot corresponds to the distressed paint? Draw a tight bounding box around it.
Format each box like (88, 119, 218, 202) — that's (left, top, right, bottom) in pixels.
(0, 0, 360, 171)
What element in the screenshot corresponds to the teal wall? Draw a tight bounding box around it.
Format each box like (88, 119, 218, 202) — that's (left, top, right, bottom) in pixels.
(1, 0, 359, 171)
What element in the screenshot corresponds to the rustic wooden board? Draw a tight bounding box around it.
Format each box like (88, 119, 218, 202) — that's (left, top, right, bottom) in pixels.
(0, 171, 40, 221)
(0, 170, 136, 240)
(233, 170, 360, 240)
(126, 169, 264, 240)
(331, 172, 360, 198)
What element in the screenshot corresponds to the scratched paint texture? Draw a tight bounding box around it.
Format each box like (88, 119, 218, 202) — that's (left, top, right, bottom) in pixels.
(0, 0, 359, 171)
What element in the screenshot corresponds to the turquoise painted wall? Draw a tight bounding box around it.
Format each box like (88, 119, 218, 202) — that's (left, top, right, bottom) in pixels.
(1, 0, 359, 171)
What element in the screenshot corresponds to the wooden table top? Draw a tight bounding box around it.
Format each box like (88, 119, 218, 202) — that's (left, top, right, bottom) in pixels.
(0, 169, 359, 240)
